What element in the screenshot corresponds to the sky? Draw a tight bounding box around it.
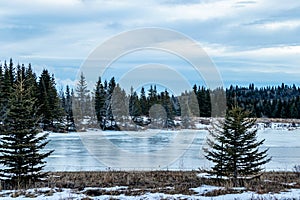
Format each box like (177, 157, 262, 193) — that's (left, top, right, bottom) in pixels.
(1, 0, 300, 93)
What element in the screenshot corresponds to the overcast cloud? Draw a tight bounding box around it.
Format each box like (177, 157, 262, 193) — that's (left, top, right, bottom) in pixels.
(1, 0, 300, 89)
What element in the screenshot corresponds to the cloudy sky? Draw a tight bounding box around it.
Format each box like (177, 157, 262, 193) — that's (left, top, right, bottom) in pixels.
(1, 0, 300, 91)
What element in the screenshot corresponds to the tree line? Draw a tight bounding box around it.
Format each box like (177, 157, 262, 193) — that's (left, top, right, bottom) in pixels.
(95, 78, 300, 130)
(2, 59, 300, 132)
(94, 77, 181, 130)
(0, 60, 94, 132)
(226, 83, 300, 118)
(93, 80, 300, 130)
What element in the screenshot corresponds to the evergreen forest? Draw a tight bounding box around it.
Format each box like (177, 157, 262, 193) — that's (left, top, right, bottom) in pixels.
(1, 59, 300, 131)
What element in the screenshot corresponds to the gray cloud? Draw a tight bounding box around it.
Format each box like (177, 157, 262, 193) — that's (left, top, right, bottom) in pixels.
(0, 0, 300, 88)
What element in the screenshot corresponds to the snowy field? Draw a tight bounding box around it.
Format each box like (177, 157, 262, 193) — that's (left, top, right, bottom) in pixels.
(2, 186, 300, 200)
(44, 128, 300, 172)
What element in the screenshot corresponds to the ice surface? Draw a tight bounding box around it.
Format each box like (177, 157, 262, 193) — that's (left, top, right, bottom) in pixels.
(42, 128, 300, 171)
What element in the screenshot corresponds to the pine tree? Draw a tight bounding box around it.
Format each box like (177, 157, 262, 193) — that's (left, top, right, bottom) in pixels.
(0, 79, 53, 188)
(74, 72, 90, 123)
(140, 87, 148, 116)
(59, 87, 66, 113)
(148, 85, 158, 108)
(204, 106, 271, 186)
(103, 77, 117, 130)
(24, 64, 39, 100)
(203, 89, 212, 117)
(171, 94, 181, 116)
(65, 85, 75, 131)
(1, 62, 13, 117)
(38, 69, 64, 129)
(111, 84, 128, 122)
(94, 77, 119, 130)
(129, 87, 142, 117)
(161, 89, 175, 127)
(0, 63, 5, 124)
(8, 58, 15, 86)
(94, 77, 106, 129)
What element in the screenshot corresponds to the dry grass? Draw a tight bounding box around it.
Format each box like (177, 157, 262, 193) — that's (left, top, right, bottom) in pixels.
(2, 170, 300, 196)
(44, 171, 202, 195)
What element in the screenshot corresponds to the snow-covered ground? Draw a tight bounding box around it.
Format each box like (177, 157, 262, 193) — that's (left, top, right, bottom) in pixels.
(43, 128, 300, 172)
(1, 186, 300, 199)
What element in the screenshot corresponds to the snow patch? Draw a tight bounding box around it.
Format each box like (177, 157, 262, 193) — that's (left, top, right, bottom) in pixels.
(2, 187, 300, 199)
(191, 185, 224, 195)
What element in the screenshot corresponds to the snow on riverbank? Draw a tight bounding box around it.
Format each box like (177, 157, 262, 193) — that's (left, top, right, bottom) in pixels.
(1, 186, 300, 200)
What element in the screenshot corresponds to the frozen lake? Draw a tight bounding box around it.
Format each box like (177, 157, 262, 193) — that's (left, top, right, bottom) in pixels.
(44, 129, 300, 171)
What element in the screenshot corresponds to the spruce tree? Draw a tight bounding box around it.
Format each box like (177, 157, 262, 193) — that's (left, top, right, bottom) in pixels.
(24, 64, 39, 100)
(204, 106, 271, 186)
(129, 88, 142, 117)
(106, 77, 116, 118)
(1, 63, 13, 115)
(0, 79, 53, 188)
(8, 58, 15, 86)
(140, 87, 148, 116)
(148, 85, 158, 108)
(0, 63, 4, 124)
(94, 77, 119, 130)
(161, 89, 175, 127)
(111, 84, 128, 122)
(94, 77, 106, 129)
(65, 85, 75, 131)
(38, 69, 63, 129)
(74, 72, 90, 122)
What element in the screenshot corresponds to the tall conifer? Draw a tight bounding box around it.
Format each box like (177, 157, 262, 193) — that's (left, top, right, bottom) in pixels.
(0, 79, 53, 188)
(204, 106, 271, 186)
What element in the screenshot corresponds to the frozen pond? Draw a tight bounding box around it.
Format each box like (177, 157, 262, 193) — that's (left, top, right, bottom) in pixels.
(44, 129, 300, 171)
